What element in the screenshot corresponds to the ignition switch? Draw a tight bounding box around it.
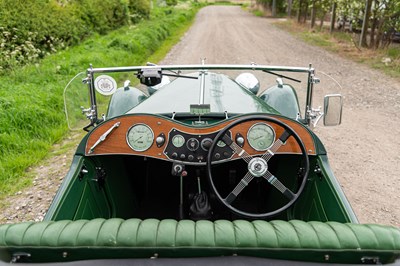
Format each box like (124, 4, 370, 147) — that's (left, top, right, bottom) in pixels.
(172, 163, 186, 176)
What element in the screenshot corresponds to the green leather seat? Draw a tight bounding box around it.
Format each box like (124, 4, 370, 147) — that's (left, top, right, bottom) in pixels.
(0, 219, 399, 264)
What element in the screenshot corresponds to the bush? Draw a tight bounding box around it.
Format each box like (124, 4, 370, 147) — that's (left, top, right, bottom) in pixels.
(166, 0, 178, 6)
(0, 0, 151, 72)
(129, 0, 151, 23)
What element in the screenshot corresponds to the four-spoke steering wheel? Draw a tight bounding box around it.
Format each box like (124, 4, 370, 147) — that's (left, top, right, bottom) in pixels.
(206, 115, 310, 219)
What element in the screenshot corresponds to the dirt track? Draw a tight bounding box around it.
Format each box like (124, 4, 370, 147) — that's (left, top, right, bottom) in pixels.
(2, 6, 400, 226)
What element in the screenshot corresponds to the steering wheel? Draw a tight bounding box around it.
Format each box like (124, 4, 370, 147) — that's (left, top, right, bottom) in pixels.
(206, 115, 310, 219)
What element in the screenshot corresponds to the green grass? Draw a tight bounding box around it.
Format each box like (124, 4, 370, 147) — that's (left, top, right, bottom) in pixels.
(0, 5, 199, 203)
(252, 10, 264, 17)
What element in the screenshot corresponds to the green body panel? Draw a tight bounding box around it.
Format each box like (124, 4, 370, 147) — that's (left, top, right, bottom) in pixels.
(259, 84, 301, 119)
(44, 156, 112, 220)
(106, 87, 147, 119)
(292, 156, 358, 223)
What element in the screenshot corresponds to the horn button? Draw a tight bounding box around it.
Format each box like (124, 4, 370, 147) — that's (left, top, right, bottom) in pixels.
(248, 157, 268, 177)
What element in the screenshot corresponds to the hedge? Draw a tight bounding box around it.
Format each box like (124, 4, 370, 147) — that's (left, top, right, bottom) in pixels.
(0, 0, 151, 72)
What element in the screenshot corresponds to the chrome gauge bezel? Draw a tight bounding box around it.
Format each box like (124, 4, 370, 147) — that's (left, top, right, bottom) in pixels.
(172, 134, 185, 148)
(126, 123, 154, 152)
(247, 122, 275, 151)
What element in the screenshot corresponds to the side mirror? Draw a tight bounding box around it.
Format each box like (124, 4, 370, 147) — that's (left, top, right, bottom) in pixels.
(324, 94, 343, 126)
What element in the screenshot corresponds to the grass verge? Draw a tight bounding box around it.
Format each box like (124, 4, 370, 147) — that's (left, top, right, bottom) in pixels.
(0, 5, 199, 205)
(274, 19, 400, 79)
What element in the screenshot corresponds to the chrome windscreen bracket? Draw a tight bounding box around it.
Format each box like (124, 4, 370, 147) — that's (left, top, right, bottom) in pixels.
(306, 106, 324, 129)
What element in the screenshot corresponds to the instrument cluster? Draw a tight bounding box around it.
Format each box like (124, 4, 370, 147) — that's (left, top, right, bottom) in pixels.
(163, 129, 233, 164)
(125, 122, 277, 165)
(86, 114, 315, 160)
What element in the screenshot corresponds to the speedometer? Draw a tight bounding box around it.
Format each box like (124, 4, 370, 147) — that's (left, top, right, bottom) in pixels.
(127, 124, 154, 151)
(247, 123, 275, 151)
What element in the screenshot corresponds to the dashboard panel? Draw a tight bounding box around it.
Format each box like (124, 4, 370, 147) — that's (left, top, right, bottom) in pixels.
(85, 114, 316, 165)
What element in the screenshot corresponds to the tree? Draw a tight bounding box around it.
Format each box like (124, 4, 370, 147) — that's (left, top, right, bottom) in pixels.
(359, 0, 372, 47)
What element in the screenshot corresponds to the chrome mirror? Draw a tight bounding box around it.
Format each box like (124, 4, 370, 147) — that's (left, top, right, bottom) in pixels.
(324, 94, 343, 126)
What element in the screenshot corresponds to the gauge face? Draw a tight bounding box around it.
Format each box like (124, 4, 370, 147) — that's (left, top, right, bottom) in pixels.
(172, 134, 185, 148)
(247, 123, 275, 151)
(127, 124, 154, 151)
(186, 138, 200, 151)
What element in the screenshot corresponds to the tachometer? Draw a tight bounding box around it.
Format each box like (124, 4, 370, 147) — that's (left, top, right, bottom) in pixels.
(247, 123, 275, 151)
(127, 124, 154, 151)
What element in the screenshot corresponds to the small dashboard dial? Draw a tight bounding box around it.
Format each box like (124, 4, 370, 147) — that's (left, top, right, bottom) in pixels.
(247, 123, 275, 151)
(187, 138, 200, 151)
(172, 134, 185, 148)
(127, 124, 154, 151)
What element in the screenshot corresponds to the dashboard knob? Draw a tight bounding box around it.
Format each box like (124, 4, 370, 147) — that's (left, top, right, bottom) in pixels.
(201, 138, 213, 151)
(171, 152, 178, 159)
(236, 136, 245, 146)
(188, 155, 194, 161)
(156, 136, 165, 146)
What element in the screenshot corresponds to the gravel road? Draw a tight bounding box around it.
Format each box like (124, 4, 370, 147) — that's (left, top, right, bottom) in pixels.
(2, 6, 399, 226)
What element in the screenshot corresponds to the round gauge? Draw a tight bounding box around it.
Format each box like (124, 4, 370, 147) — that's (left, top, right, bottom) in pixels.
(247, 123, 275, 151)
(186, 138, 200, 151)
(172, 134, 185, 148)
(127, 124, 154, 151)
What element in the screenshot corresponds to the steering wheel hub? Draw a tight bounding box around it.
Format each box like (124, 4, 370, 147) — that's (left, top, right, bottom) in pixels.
(248, 157, 268, 177)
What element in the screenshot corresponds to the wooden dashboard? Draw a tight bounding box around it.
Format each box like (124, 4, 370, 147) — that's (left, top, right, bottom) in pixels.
(85, 114, 316, 165)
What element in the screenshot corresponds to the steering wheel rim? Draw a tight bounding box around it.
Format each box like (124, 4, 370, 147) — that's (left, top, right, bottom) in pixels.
(206, 114, 310, 219)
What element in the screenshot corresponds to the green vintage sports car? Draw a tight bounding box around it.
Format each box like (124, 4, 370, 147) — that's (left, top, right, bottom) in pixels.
(0, 64, 399, 265)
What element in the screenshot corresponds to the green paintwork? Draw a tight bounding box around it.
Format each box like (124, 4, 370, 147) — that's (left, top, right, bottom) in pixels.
(106, 86, 147, 119)
(259, 84, 301, 119)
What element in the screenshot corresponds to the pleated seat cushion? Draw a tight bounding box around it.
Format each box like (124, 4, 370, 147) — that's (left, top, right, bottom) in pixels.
(0, 219, 399, 264)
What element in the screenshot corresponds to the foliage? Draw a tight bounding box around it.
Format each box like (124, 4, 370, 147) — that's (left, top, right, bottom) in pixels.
(129, 0, 151, 22)
(0, 0, 151, 72)
(0, 5, 198, 201)
(166, 0, 178, 6)
(288, 0, 400, 49)
(274, 19, 400, 78)
(255, 0, 286, 15)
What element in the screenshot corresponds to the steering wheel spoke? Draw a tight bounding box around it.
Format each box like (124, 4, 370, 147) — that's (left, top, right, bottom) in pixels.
(261, 130, 291, 162)
(225, 171, 254, 204)
(221, 134, 253, 163)
(263, 171, 295, 200)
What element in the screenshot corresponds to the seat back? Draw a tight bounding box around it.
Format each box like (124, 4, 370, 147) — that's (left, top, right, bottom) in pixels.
(0, 219, 399, 264)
